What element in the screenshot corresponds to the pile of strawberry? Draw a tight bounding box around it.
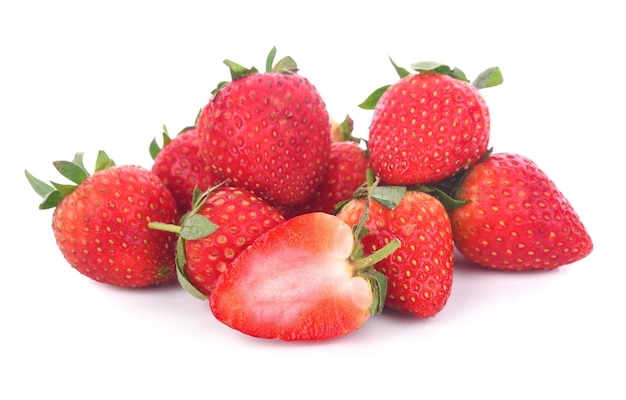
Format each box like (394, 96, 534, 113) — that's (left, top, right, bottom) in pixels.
(26, 48, 593, 342)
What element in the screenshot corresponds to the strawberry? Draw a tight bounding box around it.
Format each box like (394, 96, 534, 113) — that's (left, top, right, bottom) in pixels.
(197, 47, 331, 208)
(360, 60, 503, 185)
(279, 118, 370, 218)
(25, 151, 179, 287)
(209, 211, 399, 341)
(337, 185, 455, 318)
(446, 152, 593, 270)
(150, 123, 219, 217)
(149, 185, 286, 298)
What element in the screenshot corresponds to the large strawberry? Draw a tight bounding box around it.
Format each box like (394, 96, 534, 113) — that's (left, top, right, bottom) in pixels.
(197, 47, 331, 208)
(25, 151, 179, 287)
(150, 123, 219, 217)
(209, 211, 399, 341)
(445, 152, 593, 270)
(360, 60, 503, 185)
(148, 185, 286, 298)
(336, 184, 455, 318)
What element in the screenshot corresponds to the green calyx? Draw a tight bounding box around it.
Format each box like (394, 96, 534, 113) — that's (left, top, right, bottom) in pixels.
(422, 147, 494, 211)
(25, 150, 116, 210)
(149, 109, 201, 160)
(344, 177, 401, 315)
(149, 125, 174, 160)
(359, 57, 504, 110)
(148, 182, 228, 300)
(211, 46, 299, 98)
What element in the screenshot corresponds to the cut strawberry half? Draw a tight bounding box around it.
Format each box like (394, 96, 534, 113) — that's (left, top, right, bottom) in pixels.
(209, 210, 399, 341)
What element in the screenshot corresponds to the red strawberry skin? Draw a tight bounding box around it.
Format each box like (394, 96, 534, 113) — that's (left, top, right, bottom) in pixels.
(209, 212, 374, 341)
(184, 186, 286, 296)
(279, 141, 369, 218)
(197, 72, 331, 208)
(151, 127, 219, 217)
(368, 72, 490, 185)
(337, 191, 454, 318)
(449, 152, 593, 270)
(52, 165, 179, 287)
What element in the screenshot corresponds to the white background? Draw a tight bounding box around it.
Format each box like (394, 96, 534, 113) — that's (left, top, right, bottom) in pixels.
(2, 1, 623, 399)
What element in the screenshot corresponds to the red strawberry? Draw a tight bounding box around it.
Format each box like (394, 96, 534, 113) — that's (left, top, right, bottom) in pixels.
(447, 152, 593, 270)
(360, 60, 502, 185)
(150, 124, 219, 217)
(26, 151, 179, 287)
(279, 138, 370, 219)
(337, 186, 455, 318)
(209, 212, 399, 341)
(149, 185, 286, 298)
(197, 47, 331, 208)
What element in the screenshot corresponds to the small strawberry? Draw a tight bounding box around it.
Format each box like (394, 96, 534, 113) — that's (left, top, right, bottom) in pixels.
(445, 152, 593, 270)
(197, 47, 331, 208)
(337, 184, 455, 318)
(279, 118, 370, 218)
(360, 60, 503, 185)
(150, 123, 219, 217)
(209, 211, 399, 341)
(25, 151, 179, 287)
(149, 185, 286, 298)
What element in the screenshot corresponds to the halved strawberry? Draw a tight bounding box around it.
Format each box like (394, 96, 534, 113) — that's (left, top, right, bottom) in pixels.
(209, 211, 399, 341)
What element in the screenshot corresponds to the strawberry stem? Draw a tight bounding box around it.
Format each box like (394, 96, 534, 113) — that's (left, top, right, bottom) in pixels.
(353, 238, 400, 271)
(147, 222, 181, 234)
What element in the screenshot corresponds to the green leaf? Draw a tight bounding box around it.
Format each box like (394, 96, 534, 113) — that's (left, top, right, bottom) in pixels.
(162, 125, 173, 143)
(189, 187, 205, 213)
(265, 46, 277, 73)
(338, 114, 355, 139)
(28, 150, 115, 210)
(224, 59, 258, 81)
(94, 150, 115, 173)
(175, 237, 207, 300)
(411, 61, 451, 74)
(53, 160, 89, 185)
(449, 67, 469, 82)
(149, 137, 161, 160)
(389, 57, 411, 78)
(358, 84, 391, 110)
(38, 190, 64, 210)
(472, 66, 503, 89)
(413, 184, 468, 211)
(272, 56, 298, 73)
(180, 214, 219, 240)
(51, 181, 78, 198)
(370, 270, 388, 315)
(410, 62, 469, 82)
(210, 81, 230, 98)
(72, 152, 86, 171)
(25, 170, 54, 198)
(149, 126, 173, 160)
(371, 185, 407, 210)
(177, 268, 206, 300)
